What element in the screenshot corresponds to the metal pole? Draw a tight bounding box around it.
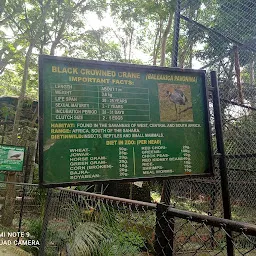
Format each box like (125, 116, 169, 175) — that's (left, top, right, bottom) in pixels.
(171, 0, 181, 67)
(209, 184, 216, 250)
(39, 188, 52, 256)
(154, 203, 174, 256)
(211, 71, 234, 256)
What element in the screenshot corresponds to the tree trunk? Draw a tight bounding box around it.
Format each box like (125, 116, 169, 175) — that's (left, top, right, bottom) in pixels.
(50, 0, 88, 55)
(0, 0, 6, 18)
(250, 59, 255, 86)
(188, 42, 193, 68)
(152, 26, 159, 65)
(27, 131, 38, 183)
(233, 45, 244, 104)
(50, 16, 68, 55)
(0, 178, 16, 226)
(160, 13, 173, 67)
(250, 58, 255, 108)
(128, 28, 134, 62)
(188, 0, 195, 68)
(1, 0, 51, 227)
(179, 48, 187, 68)
(1, 43, 34, 227)
(27, 106, 39, 183)
(153, 21, 162, 65)
(11, 44, 34, 144)
(123, 39, 127, 62)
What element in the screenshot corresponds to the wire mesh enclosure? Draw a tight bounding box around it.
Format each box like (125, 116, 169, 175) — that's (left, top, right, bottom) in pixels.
(160, 0, 256, 227)
(6, 185, 255, 256)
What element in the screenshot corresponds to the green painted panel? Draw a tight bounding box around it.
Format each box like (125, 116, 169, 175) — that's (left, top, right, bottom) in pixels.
(39, 55, 213, 187)
(0, 173, 5, 181)
(0, 145, 25, 171)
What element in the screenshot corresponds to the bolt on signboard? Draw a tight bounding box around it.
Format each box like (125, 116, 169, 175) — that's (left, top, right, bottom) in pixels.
(0, 145, 25, 172)
(39, 55, 213, 187)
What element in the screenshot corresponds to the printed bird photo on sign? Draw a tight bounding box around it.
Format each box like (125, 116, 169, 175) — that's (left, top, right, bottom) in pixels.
(7, 150, 24, 161)
(158, 83, 193, 122)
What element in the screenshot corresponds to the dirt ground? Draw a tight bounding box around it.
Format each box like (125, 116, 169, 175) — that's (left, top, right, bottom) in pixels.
(0, 245, 32, 256)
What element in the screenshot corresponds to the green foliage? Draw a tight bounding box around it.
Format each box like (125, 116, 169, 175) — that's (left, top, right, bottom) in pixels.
(27, 218, 43, 241)
(33, 188, 48, 217)
(62, 28, 122, 62)
(151, 191, 161, 202)
(113, 229, 145, 248)
(0, 103, 15, 119)
(46, 198, 147, 255)
(91, 214, 145, 256)
(20, 218, 42, 255)
(67, 222, 106, 256)
(95, 230, 144, 256)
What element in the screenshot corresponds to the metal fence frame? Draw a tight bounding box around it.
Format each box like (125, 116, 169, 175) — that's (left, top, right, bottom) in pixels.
(3, 181, 254, 255)
(36, 186, 256, 256)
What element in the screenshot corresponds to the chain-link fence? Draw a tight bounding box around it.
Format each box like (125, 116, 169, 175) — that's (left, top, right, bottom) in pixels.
(2, 183, 255, 256)
(158, 0, 256, 225)
(0, 182, 42, 228)
(155, 203, 256, 256)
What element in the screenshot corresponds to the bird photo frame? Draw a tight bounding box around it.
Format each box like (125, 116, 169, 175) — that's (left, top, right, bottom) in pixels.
(158, 83, 193, 122)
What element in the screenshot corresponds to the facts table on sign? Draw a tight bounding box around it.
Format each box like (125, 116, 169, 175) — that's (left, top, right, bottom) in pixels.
(51, 84, 151, 122)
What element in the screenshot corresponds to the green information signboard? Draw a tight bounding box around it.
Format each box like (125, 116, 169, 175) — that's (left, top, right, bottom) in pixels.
(0, 145, 25, 171)
(39, 55, 213, 187)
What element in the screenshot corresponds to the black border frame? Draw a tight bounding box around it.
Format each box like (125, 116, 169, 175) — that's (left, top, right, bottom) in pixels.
(39, 54, 213, 188)
(0, 144, 26, 172)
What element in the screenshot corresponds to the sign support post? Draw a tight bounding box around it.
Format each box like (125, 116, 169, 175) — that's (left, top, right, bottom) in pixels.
(39, 188, 52, 256)
(211, 71, 234, 256)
